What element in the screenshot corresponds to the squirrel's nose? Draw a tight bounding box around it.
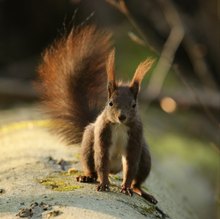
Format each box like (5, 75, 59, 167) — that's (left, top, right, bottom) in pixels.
(118, 114, 126, 122)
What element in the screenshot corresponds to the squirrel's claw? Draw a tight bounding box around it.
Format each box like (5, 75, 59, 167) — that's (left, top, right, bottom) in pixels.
(132, 187, 158, 204)
(120, 186, 133, 196)
(76, 175, 97, 183)
(97, 183, 110, 192)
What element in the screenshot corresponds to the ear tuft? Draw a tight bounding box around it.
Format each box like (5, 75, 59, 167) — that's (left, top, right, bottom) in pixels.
(130, 58, 154, 86)
(130, 58, 155, 99)
(106, 49, 116, 97)
(106, 49, 116, 83)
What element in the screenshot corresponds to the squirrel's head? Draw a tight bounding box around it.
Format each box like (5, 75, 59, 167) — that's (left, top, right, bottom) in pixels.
(105, 49, 154, 124)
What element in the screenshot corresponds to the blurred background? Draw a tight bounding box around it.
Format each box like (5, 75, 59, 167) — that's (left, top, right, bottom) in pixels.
(0, 0, 219, 218)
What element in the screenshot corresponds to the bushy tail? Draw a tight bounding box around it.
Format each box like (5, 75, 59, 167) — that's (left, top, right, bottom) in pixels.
(38, 26, 112, 144)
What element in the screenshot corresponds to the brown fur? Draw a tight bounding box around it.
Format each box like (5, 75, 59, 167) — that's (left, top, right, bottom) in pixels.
(106, 49, 116, 98)
(130, 58, 154, 99)
(38, 26, 111, 144)
(38, 25, 157, 204)
(106, 49, 116, 83)
(130, 58, 154, 86)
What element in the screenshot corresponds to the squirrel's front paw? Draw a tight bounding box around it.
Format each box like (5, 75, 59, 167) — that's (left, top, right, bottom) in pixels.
(97, 183, 110, 192)
(76, 175, 97, 183)
(120, 185, 133, 196)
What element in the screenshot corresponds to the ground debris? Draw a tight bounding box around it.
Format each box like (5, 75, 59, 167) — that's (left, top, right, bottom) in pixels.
(46, 210, 63, 218)
(16, 201, 52, 218)
(0, 189, 5, 194)
(39, 202, 52, 211)
(46, 156, 73, 171)
(67, 167, 78, 175)
(16, 208, 33, 218)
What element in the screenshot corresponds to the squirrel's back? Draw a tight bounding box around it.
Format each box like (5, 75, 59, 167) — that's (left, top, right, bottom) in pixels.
(38, 26, 112, 144)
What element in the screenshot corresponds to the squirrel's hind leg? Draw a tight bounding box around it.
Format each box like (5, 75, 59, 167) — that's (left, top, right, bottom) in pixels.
(132, 145, 157, 204)
(76, 124, 97, 183)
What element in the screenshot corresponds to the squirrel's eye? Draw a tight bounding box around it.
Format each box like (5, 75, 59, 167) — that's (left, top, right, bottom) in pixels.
(109, 101, 113, 106)
(132, 103, 136, 108)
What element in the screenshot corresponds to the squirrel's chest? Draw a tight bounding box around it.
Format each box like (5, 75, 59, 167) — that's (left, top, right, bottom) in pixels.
(109, 124, 129, 159)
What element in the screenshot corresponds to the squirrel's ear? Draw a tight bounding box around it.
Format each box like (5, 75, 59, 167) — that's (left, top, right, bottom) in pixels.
(106, 49, 116, 97)
(130, 58, 154, 99)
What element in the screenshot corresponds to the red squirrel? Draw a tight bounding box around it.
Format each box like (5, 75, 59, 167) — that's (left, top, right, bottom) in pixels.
(38, 25, 157, 204)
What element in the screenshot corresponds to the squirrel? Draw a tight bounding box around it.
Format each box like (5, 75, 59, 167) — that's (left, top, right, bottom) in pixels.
(38, 25, 157, 204)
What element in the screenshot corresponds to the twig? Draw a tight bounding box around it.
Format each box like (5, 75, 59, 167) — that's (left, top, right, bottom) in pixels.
(79, 11, 95, 27)
(106, 0, 128, 14)
(175, 68, 220, 129)
(183, 34, 218, 90)
(128, 31, 145, 47)
(140, 86, 220, 109)
(145, 0, 184, 108)
(106, 0, 153, 49)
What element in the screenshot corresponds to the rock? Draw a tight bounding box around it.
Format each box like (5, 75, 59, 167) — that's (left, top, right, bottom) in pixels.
(0, 107, 199, 219)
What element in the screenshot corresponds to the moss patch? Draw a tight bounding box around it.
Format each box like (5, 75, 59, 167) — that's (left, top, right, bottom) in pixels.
(109, 174, 122, 182)
(139, 205, 157, 216)
(37, 171, 83, 192)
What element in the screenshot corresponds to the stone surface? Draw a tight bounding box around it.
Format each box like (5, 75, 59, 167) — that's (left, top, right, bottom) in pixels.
(0, 105, 200, 219)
